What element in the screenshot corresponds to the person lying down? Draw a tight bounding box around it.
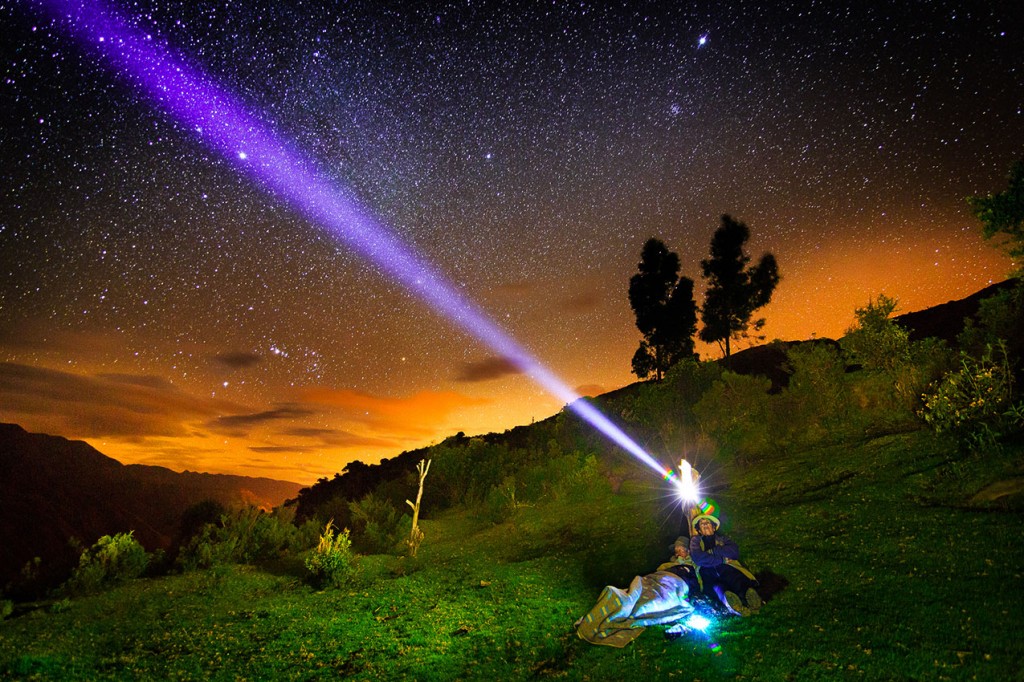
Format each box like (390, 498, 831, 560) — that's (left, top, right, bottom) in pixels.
(575, 570, 694, 648)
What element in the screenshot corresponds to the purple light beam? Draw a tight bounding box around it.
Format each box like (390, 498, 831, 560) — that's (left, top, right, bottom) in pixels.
(25, 0, 674, 482)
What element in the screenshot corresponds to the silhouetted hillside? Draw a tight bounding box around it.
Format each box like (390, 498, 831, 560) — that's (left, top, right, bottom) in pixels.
(0, 423, 301, 589)
(894, 280, 1015, 345)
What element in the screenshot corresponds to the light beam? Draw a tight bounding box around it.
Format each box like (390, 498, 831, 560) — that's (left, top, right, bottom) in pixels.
(26, 0, 676, 483)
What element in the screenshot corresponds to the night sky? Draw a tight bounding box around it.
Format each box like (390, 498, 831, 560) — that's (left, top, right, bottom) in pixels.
(1, 0, 1019, 484)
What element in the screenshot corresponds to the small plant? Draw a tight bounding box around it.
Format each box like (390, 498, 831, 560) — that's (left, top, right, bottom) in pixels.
(48, 598, 72, 614)
(305, 522, 355, 587)
(61, 531, 149, 595)
(1, 599, 13, 620)
(920, 342, 1016, 451)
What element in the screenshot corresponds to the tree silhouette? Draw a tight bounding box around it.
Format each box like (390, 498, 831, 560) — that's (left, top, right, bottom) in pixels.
(699, 215, 780, 357)
(628, 238, 698, 380)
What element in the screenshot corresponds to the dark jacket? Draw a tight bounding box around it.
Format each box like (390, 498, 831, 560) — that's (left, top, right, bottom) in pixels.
(689, 532, 740, 568)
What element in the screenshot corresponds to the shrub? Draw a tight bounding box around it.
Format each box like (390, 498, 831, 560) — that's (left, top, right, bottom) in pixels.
(305, 522, 355, 587)
(429, 443, 473, 507)
(555, 453, 609, 503)
(62, 531, 149, 595)
(780, 342, 852, 445)
(348, 492, 407, 554)
(694, 371, 773, 462)
(920, 342, 1017, 451)
(958, 284, 1024, 383)
(484, 476, 520, 524)
(429, 438, 515, 508)
(842, 295, 910, 374)
(842, 295, 953, 428)
(176, 506, 306, 570)
(312, 494, 354, 532)
(626, 359, 722, 452)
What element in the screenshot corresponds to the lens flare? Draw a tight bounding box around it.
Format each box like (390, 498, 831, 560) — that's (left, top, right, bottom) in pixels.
(684, 613, 711, 631)
(26, 0, 673, 481)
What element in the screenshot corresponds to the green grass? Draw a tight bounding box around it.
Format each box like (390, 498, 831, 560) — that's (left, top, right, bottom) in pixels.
(3, 430, 1023, 680)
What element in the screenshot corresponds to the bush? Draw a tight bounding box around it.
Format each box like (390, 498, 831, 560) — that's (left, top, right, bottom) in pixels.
(626, 359, 722, 452)
(958, 284, 1024, 384)
(305, 522, 355, 587)
(429, 438, 515, 508)
(348, 492, 407, 554)
(780, 342, 852, 445)
(484, 475, 520, 524)
(842, 295, 910, 374)
(62, 531, 149, 595)
(554, 453, 609, 503)
(920, 342, 1018, 451)
(842, 295, 953, 428)
(176, 506, 307, 570)
(694, 371, 774, 462)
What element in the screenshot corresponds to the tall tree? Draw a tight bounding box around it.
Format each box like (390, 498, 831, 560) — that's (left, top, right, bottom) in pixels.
(628, 238, 698, 380)
(699, 215, 780, 357)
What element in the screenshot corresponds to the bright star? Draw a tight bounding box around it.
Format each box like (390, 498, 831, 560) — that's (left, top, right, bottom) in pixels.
(698, 34, 708, 47)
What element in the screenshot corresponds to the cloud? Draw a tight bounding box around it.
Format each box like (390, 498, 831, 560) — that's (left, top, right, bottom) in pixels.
(300, 387, 489, 438)
(574, 383, 606, 397)
(561, 290, 602, 313)
(208, 405, 317, 435)
(454, 356, 522, 382)
(0, 362, 239, 439)
(213, 350, 262, 369)
(248, 428, 393, 453)
(280, 426, 397, 448)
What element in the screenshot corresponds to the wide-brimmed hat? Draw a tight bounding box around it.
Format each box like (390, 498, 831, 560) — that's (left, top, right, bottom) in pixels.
(692, 513, 720, 530)
(669, 536, 690, 551)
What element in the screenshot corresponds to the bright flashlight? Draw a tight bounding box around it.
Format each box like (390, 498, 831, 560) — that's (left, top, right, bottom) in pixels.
(685, 613, 712, 632)
(676, 459, 700, 504)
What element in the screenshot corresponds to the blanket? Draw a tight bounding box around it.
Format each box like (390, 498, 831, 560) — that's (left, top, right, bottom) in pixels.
(575, 570, 694, 647)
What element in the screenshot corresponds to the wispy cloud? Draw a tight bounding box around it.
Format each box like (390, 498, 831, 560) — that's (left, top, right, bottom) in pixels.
(208, 405, 317, 435)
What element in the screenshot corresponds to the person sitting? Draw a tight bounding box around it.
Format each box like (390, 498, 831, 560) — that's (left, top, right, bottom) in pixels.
(689, 513, 762, 616)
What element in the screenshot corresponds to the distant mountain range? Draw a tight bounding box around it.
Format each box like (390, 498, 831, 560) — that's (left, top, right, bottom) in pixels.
(0, 423, 302, 589)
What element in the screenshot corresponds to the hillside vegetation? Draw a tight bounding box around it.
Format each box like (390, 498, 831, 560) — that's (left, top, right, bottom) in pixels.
(2, 285, 1023, 680)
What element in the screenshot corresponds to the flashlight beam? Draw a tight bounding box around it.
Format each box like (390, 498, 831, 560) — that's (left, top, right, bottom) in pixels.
(27, 0, 672, 480)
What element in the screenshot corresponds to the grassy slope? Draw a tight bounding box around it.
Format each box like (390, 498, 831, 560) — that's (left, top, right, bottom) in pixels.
(2, 430, 1022, 681)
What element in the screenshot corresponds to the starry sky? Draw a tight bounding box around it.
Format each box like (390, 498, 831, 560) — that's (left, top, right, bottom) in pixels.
(1, 0, 1019, 484)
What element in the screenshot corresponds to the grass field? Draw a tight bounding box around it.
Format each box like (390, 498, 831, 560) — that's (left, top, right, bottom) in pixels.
(2, 429, 1022, 681)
